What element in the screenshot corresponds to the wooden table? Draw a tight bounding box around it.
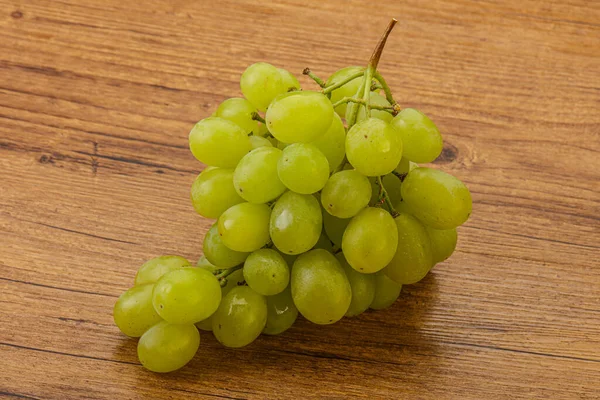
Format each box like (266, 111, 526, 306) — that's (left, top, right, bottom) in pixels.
(1, 1, 599, 399)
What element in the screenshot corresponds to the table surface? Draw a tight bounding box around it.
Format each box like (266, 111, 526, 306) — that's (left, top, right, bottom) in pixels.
(1, 0, 599, 399)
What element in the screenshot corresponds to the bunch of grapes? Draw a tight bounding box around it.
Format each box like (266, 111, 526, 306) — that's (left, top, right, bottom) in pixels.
(113, 20, 472, 373)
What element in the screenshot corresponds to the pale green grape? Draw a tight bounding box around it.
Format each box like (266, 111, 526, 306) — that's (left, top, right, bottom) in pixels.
(249, 135, 273, 149)
(336, 253, 376, 317)
(370, 270, 402, 310)
(346, 118, 403, 176)
(233, 147, 286, 204)
(278, 143, 329, 194)
(134, 255, 190, 286)
(342, 207, 398, 273)
(310, 114, 346, 172)
(322, 212, 350, 248)
(348, 92, 393, 123)
(216, 97, 259, 135)
(195, 262, 244, 332)
(394, 157, 411, 175)
(278, 251, 298, 267)
(203, 224, 249, 268)
(321, 170, 371, 218)
(266, 91, 334, 143)
(240, 62, 287, 112)
(326, 66, 364, 117)
(270, 191, 322, 255)
(113, 284, 162, 337)
(278, 68, 301, 91)
(369, 174, 402, 206)
(263, 286, 298, 335)
(189, 117, 252, 168)
(217, 202, 271, 252)
(243, 249, 290, 296)
(256, 122, 269, 137)
(427, 226, 458, 265)
(384, 214, 433, 285)
(212, 286, 267, 348)
(312, 233, 334, 252)
(401, 167, 472, 229)
(390, 108, 443, 163)
(137, 321, 199, 373)
(152, 267, 221, 324)
(291, 249, 351, 324)
(190, 168, 244, 219)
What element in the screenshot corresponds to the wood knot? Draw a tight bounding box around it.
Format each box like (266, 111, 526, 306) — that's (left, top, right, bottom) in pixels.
(433, 142, 458, 164)
(39, 155, 53, 164)
(11, 10, 23, 19)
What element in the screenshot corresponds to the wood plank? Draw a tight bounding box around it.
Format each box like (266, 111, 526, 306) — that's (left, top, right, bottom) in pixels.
(1, 0, 599, 398)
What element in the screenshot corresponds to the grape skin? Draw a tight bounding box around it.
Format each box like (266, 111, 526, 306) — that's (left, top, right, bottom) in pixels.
(189, 117, 252, 168)
(134, 255, 190, 286)
(217, 202, 271, 252)
(190, 168, 244, 219)
(137, 321, 200, 373)
(278, 143, 330, 194)
(203, 224, 249, 268)
(114, 284, 162, 337)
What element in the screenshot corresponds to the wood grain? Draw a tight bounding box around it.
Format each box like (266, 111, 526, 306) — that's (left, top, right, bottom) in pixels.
(1, 0, 599, 398)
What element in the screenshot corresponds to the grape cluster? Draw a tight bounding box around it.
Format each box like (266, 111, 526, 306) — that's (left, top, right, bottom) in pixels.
(113, 21, 472, 373)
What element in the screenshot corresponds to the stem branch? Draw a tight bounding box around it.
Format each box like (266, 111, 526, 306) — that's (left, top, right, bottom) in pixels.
(251, 112, 266, 123)
(302, 68, 327, 88)
(377, 176, 399, 218)
(322, 70, 365, 94)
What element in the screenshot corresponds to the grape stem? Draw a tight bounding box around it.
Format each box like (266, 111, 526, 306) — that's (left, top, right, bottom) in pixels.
(302, 68, 327, 88)
(214, 264, 243, 288)
(322, 70, 365, 94)
(370, 80, 383, 91)
(391, 170, 408, 182)
(376, 176, 399, 218)
(331, 96, 395, 111)
(374, 71, 400, 114)
(251, 112, 266, 123)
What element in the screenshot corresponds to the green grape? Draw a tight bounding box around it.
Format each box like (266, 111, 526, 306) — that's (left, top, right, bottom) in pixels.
(266, 91, 334, 143)
(401, 167, 472, 229)
(322, 212, 350, 248)
(427, 226, 458, 265)
(278, 68, 301, 91)
(384, 214, 433, 285)
(256, 122, 269, 137)
(276, 140, 291, 150)
(369, 174, 402, 206)
(370, 270, 402, 310)
(137, 321, 199, 373)
(394, 157, 411, 175)
(390, 108, 443, 163)
(270, 191, 322, 255)
(196, 255, 215, 269)
(212, 286, 267, 348)
(203, 224, 249, 268)
(189, 117, 252, 168)
(291, 249, 351, 324)
(342, 207, 398, 273)
(243, 249, 290, 296)
(113, 284, 162, 337)
(233, 147, 286, 204)
(310, 114, 346, 172)
(190, 168, 244, 219)
(217, 202, 271, 252)
(321, 170, 371, 218)
(346, 118, 403, 176)
(336, 253, 376, 317)
(195, 263, 244, 332)
(278, 143, 329, 194)
(326, 66, 364, 117)
(278, 251, 298, 267)
(263, 286, 298, 335)
(313, 233, 334, 252)
(249, 135, 273, 149)
(240, 62, 287, 112)
(152, 267, 221, 324)
(216, 97, 259, 135)
(134, 255, 190, 286)
(348, 92, 393, 123)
